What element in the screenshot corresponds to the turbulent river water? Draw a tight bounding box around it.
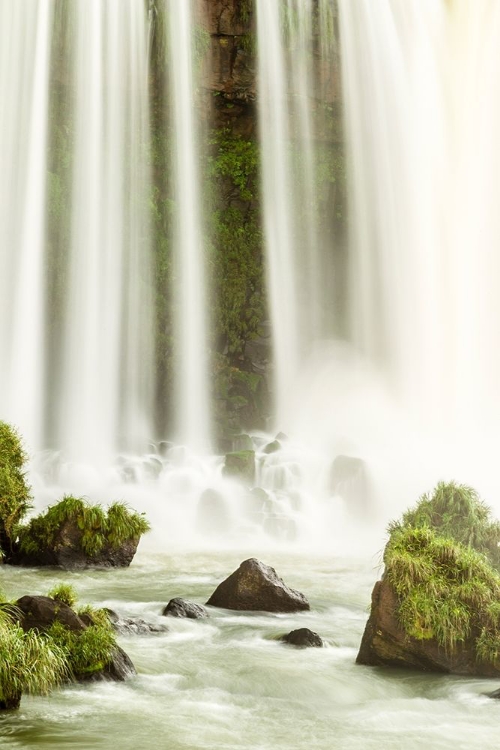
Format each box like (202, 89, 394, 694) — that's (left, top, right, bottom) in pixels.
(1, 549, 498, 750)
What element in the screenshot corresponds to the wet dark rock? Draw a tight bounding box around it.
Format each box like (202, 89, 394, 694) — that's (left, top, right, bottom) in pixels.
(13, 520, 139, 570)
(281, 628, 323, 648)
(329, 454, 371, 516)
(13, 595, 86, 633)
(357, 578, 500, 676)
(487, 687, 500, 699)
(196, 488, 230, 535)
(162, 598, 209, 619)
(263, 440, 281, 454)
(223, 450, 255, 484)
(112, 617, 168, 636)
(84, 645, 136, 682)
(206, 558, 310, 613)
(12, 596, 136, 682)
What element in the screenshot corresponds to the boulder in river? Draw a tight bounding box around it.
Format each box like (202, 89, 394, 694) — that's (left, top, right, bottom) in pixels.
(223, 450, 256, 484)
(281, 628, 323, 648)
(206, 558, 310, 613)
(162, 598, 209, 619)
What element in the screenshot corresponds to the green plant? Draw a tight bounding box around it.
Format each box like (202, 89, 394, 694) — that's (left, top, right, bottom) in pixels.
(47, 583, 78, 609)
(0, 609, 67, 709)
(384, 483, 500, 665)
(0, 422, 32, 557)
(389, 481, 500, 568)
(19, 496, 150, 558)
(45, 614, 116, 679)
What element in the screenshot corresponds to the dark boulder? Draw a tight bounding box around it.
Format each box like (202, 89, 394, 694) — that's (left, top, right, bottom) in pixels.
(206, 558, 310, 613)
(14, 519, 139, 570)
(263, 440, 281, 455)
(84, 646, 136, 682)
(487, 687, 500, 699)
(329, 455, 371, 517)
(112, 617, 168, 636)
(281, 628, 323, 648)
(13, 595, 86, 632)
(357, 578, 500, 676)
(223, 451, 255, 484)
(162, 598, 209, 619)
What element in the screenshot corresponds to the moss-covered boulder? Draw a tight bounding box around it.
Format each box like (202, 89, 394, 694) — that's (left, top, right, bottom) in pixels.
(206, 558, 310, 612)
(357, 482, 500, 676)
(223, 450, 255, 484)
(15, 496, 150, 569)
(0, 585, 135, 709)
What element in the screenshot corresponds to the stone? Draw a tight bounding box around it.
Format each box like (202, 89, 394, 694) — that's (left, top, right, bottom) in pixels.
(206, 558, 310, 613)
(223, 450, 255, 484)
(487, 687, 500, 699)
(84, 646, 136, 682)
(162, 598, 209, 619)
(281, 628, 323, 648)
(13, 595, 86, 633)
(263, 440, 281, 454)
(14, 518, 140, 570)
(357, 578, 500, 676)
(329, 454, 371, 516)
(112, 617, 168, 636)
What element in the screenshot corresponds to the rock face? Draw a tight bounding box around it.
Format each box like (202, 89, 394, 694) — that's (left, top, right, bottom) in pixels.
(206, 558, 310, 612)
(357, 578, 500, 677)
(162, 598, 209, 619)
(281, 628, 323, 648)
(15, 519, 139, 569)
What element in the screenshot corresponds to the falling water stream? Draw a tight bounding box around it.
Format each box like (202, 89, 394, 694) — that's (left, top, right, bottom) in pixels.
(1, 1, 500, 748)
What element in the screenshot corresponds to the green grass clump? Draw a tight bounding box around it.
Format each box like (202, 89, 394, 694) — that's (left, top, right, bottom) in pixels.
(0, 609, 67, 709)
(0, 421, 32, 556)
(389, 481, 500, 568)
(45, 609, 116, 679)
(47, 583, 78, 609)
(385, 482, 500, 664)
(19, 496, 150, 558)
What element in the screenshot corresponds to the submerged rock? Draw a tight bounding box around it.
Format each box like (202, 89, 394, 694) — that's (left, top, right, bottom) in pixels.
(223, 450, 256, 484)
(112, 617, 168, 636)
(281, 628, 323, 648)
(162, 598, 209, 619)
(206, 558, 310, 613)
(329, 454, 371, 516)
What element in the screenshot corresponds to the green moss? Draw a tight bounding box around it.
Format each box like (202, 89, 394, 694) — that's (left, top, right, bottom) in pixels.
(385, 483, 500, 664)
(19, 496, 150, 559)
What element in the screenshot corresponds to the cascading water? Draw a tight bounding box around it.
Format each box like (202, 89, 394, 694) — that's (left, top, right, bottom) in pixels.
(166, 0, 211, 453)
(0, 0, 52, 449)
(337, 0, 500, 504)
(58, 0, 153, 463)
(256, 0, 339, 433)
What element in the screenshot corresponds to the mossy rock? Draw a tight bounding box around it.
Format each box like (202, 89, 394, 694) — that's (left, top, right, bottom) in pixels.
(15, 496, 150, 570)
(223, 450, 255, 484)
(357, 482, 500, 676)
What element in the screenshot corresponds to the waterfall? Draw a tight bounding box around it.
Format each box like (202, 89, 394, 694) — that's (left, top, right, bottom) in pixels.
(339, 0, 500, 437)
(0, 0, 52, 448)
(166, 0, 212, 453)
(256, 0, 337, 432)
(57, 0, 153, 463)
